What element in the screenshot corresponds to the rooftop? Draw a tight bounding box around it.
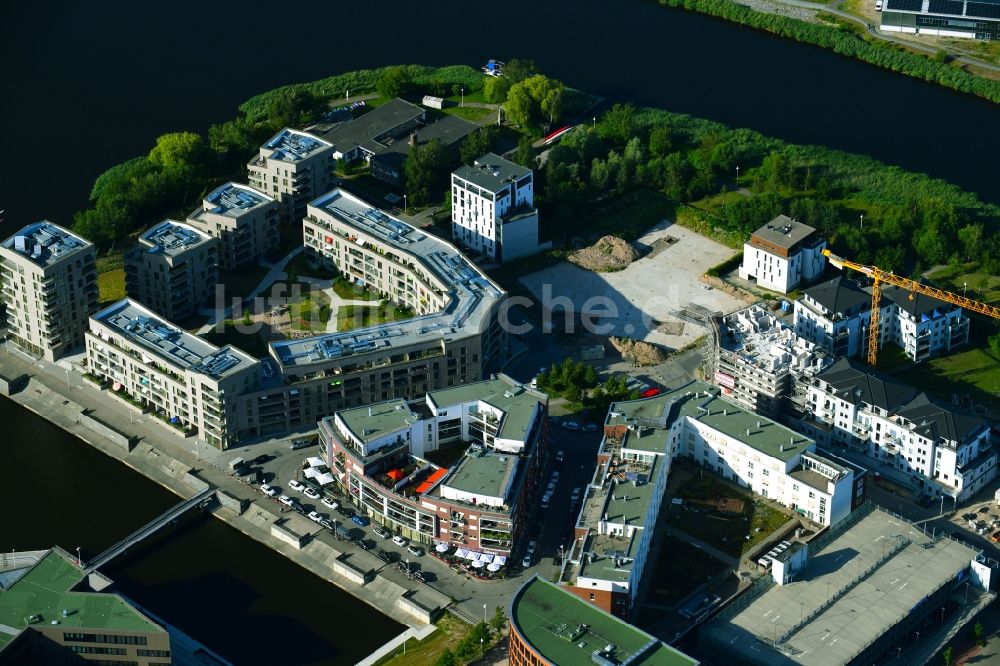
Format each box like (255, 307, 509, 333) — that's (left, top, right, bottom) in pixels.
(799, 276, 873, 316)
(138, 220, 214, 257)
(200, 182, 273, 217)
(748, 215, 818, 251)
(453, 152, 533, 194)
(338, 398, 416, 445)
(441, 446, 518, 501)
(427, 375, 546, 443)
(702, 507, 980, 666)
(271, 189, 504, 369)
(260, 128, 332, 162)
(92, 299, 258, 380)
(719, 304, 830, 375)
(318, 98, 426, 156)
(1, 221, 92, 269)
(578, 529, 645, 584)
(0, 549, 162, 651)
(510, 576, 699, 666)
(883, 284, 958, 319)
(814, 358, 917, 412)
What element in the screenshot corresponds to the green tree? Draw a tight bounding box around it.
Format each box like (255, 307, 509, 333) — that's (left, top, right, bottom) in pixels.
(502, 58, 539, 83)
(263, 88, 324, 129)
(242, 309, 253, 327)
(377, 65, 412, 98)
(988, 332, 1000, 358)
(504, 75, 564, 128)
(483, 75, 511, 103)
(403, 139, 449, 206)
(957, 223, 984, 261)
(597, 103, 636, 146)
(435, 648, 458, 666)
(460, 126, 499, 165)
(942, 645, 953, 666)
(974, 621, 986, 647)
(648, 126, 673, 157)
(148, 132, 207, 174)
(490, 605, 507, 635)
(584, 365, 599, 388)
(513, 135, 535, 168)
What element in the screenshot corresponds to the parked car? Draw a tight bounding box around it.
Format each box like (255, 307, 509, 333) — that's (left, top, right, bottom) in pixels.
(320, 518, 333, 530)
(307, 511, 325, 524)
(337, 506, 354, 518)
(392, 535, 409, 547)
(527, 540, 537, 555)
(279, 495, 294, 507)
(555, 450, 565, 463)
(251, 454, 273, 465)
(546, 481, 556, 493)
(583, 423, 599, 433)
(374, 526, 391, 539)
(571, 487, 582, 502)
(322, 497, 339, 510)
(522, 555, 532, 568)
(561, 421, 580, 431)
(407, 545, 424, 557)
(541, 494, 551, 509)
(290, 437, 313, 450)
(550, 471, 560, 481)
(260, 483, 279, 497)
(288, 479, 305, 492)
(303, 487, 321, 500)
(352, 514, 371, 527)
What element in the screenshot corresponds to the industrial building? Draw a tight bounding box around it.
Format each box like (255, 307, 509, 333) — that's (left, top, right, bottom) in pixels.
(508, 575, 699, 666)
(318, 374, 548, 554)
(186, 182, 280, 269)
(713, 304, 831, 419)
(0, 221, 98, 361)
(124, 220, 219, 321)
(0, 547, 170, 665)
(881, 0, 1000, 40)
(559, 381, 862, 621)
(247, 129, 336, 223)
(451, 153, 540, 263)
(739, 216, 826, 293)
(700, 504, 996, 665)
(801, 358, 995, 501)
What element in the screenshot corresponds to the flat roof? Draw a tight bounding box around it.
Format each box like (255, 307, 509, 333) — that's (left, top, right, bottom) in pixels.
(260, 128, 331, 162)
(338, 398, 415, 445)
(578, 513, 646, 584)
(702, 506, 979, 666)
(1, 221, 92, 269)
(92, 299, 258, 380)
(453, 152, 532, 194)
(442, 448, 517, 500)
(199, 182, 273, 217)
(271, 188, 504, 369)
(510, 576, 699, 666)
(428, 375, 545, 442)
(318, 98, 426, 156)
(0, 549, 161, 650)
(607, 381, 813, 463)
(138, 220, 214, 257)
(748, 215, 818, 251)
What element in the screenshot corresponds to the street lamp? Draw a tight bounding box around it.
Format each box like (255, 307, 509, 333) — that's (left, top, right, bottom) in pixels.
(963, 281, 968, 297)
(483, 603, 488, 625)
(461, 87, 464, 107)
(860, 214, 864, 230)
(76, 546, 82, 568)
(735, 165, 740, 182)
(403, 195, 407, 214)
(592, 116, 596, 128)
(65, 368, 70, 389)
(826, 581, 831, 604)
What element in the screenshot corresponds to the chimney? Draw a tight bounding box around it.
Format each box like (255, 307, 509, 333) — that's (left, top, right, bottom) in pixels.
(780, 444, 784, 453)
(723, 409, 727, 416)
(756, 421, 761, 428)
(746, 428, 751, 437)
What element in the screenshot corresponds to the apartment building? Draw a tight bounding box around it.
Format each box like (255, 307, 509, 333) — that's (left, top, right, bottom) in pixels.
(739, 215, 826, 293)
(186, 182, 279, 269)
(86, 299, 261, 449)
(0, 221, 98, 361)
(451, 153, 539, 263)
(318, 375, 548, 555)
(801, 358, 995, 501)
(124, 220, 219, 321)
(795, 276, 970, 362)
(560, 381, 860, 620)
(247, 129, 335, 223)
(713, 304, 831, 419)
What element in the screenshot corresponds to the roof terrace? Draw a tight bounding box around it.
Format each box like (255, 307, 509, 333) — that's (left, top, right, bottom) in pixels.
(139, 220, 213, 257)
(202, 182, 273, 217)
(261, 128, 332, 162)
(1, 221, 92, 269)
(453, 152, 532, 194)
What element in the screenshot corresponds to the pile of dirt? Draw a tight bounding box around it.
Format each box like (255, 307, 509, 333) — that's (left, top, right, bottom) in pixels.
(568, 235, 641, 272)
(610, 337, 666, 366)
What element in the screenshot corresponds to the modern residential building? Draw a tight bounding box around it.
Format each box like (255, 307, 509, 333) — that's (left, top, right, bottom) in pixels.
(85, 298, 262, 449)
(247, 129, 335, 223)
(318, 374, 548, 554)
(186, 182, 280, 269)
(801, 358, 995, 501)
(881, 0, 1000, 40)
(0, 547, 170, 665)
(794, 276, 970, 362)
(451, 153, 540, 263)
(124, 220, 219, 321)
(560, 381, 861, 620)
(713, 304, 831, 420)
(508, 575, 699, 666)
(739, 215, 826, 293)
(701, 504, 995, 665)
(0, 221, 98, 361)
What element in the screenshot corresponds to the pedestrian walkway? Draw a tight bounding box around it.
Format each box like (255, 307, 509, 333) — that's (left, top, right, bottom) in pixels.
(356, 624, 437, 666)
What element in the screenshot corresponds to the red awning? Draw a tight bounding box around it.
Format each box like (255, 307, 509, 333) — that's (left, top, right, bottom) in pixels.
(415, 467, 449, 494)
(386, 469, 404, 481)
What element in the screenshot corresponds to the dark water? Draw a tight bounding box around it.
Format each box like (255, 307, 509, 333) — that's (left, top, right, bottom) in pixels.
(2, 0, 1000, 237)
(0, 398, 402, 665)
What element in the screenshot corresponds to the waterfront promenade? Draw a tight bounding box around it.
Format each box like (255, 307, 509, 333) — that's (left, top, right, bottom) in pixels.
(0, 344, 523, 653)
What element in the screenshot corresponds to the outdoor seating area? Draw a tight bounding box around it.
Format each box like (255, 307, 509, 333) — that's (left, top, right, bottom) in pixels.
(431, 543, 509, 580)
(303, 456, 336, 486)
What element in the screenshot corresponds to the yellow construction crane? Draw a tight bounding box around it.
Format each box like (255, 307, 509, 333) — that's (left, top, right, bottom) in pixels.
(822, 249, 1000, 366)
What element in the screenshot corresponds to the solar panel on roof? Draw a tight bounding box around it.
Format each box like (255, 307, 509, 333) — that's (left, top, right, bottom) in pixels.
(886, 0, 923, 10)
(928, 0, 964, 13)
(967, 0, 1000, 16)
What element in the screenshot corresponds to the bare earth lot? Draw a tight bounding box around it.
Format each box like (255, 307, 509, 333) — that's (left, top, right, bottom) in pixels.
(520, 221, 744, 349)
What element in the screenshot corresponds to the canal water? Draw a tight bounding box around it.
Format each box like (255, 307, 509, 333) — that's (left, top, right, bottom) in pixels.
(0, 397, 402, 665)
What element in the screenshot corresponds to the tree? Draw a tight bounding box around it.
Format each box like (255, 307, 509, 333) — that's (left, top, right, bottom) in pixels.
(584, 365, 599, 388)
(148, 132, 207, 174)
(942, 645, 953, 666)
(648, 126, 673, 157)
(483, 75, 511, 104)
(597, 103, 636, 146)
(504, 75, 564, 128)
(263, 88, 324, 129)
(460, 126, 499, 165)
(513, 135, 535, 168)
(957, 223, 984, 261)
(403, 139, 449, 206)
(377, 65, 411, 98)
(435, 648, 457, 666)
(502, 59, 538, 83)
(988, 332, 1000, 358)
(242, 309, 253, 327)
(490, 605, 506, 635)
(974, 621, 986, 647)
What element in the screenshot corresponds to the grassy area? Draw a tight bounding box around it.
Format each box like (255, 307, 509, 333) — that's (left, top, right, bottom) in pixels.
(441, 105, 493, 122)
(331, 276, 380, 301)
(283, 252, 338, 281)
(200, 322, 270, 358)
(374, 615, 494, 666)
(926, 263, 1000, 304)
(445, 89, 486, 105)
(336, 302, 414, 332)
(895, 346, 1000, 410)
(643, 535, 727, 607)
(561, 188, 675, 245)
(874, 345, 912, 373)
(97, 269, 125, 306)
(287, 284, 332, 332)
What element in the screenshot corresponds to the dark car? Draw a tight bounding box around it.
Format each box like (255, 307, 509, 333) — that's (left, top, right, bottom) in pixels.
(251, 454, 273, 465)
(337, 506, 354, 518)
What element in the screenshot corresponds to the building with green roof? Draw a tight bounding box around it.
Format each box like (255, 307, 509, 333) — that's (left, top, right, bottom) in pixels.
(508, 575, 698, 666)
(0, 547, 169, 665)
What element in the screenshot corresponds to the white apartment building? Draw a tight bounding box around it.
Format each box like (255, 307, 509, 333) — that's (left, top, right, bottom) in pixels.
(795, 277, 970, 362)
(247, 129, 335, 223)
(0, 221, 98, 361)
(739, 216, 826, 293)
(86, 299, 262, 449)
(124, 220, 219, 321)
(186, 182, 279, 269)
(802, 358, 994, 500)
(451, 153, 539, 263)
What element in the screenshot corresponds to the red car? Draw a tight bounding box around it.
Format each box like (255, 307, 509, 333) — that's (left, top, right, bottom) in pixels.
(641, 387, 661, 398)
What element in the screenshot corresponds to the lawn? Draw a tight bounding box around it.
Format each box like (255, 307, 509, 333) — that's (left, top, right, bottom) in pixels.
(288, 285, 332, 332)
(563, 188, 677, 245)
(283, 252, 338, 281)
(441, 105, 493, 122)
(926, 263, 1000, 305)
(97, 269, 125, 306)
(895, 346, 1000, 411)
(331, 277, 380, 301)
(643, 535, 728, 606)
(444, 89, 486, 105)
(873, 345, 912, 373)
(337, 302, 414, 332)
(374, 615, 500, 666)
